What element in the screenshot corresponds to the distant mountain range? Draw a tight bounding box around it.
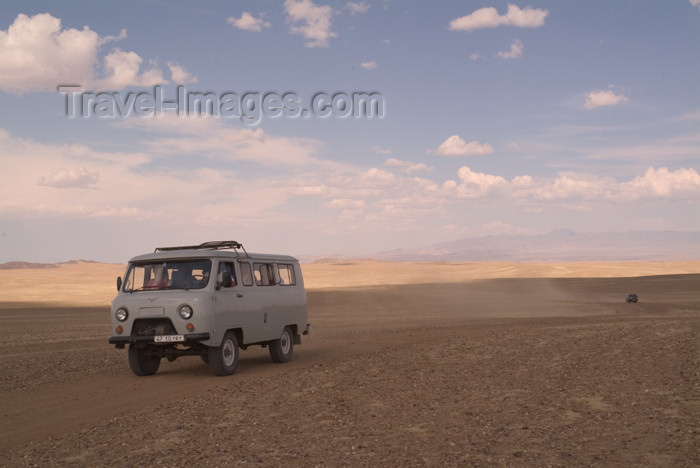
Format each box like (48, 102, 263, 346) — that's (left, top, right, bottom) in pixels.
(2, 232, 698, 267)
(372, 230, 700, 262)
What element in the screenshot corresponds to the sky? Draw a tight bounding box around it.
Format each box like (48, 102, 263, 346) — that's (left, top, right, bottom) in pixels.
(0, 0, 699, 263)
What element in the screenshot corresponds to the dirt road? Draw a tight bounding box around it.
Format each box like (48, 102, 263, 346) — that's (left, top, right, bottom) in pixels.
(1, 274, 698, 466)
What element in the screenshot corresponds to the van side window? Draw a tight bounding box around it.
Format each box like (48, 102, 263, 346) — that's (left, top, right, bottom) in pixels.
(253, 263, 274, 286)
(217, 262, 236, 288)
(240, 262, 253, 286)
(277, 264, 296, 286)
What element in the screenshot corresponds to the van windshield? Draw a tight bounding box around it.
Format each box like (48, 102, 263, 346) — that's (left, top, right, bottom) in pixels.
(122, 260, 212, 292)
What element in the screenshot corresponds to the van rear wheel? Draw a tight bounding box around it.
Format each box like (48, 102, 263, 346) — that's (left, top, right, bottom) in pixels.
(209, 331, 239, 376)
(128, 344, 160, 376)
(269, 326, 294, 363)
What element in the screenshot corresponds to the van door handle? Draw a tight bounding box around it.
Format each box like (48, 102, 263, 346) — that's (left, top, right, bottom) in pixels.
(237, 293, 243, 298)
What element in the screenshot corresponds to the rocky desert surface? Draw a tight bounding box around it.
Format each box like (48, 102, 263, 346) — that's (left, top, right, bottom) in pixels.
(0, 261, 698, 466)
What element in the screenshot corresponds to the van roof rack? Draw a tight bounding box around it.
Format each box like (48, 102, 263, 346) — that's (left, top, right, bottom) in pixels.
(155, 241, 249, 257)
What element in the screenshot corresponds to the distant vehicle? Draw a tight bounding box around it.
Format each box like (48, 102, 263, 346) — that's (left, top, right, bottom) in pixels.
(626, 293, 638, 303)
(108, 241, 310, 376)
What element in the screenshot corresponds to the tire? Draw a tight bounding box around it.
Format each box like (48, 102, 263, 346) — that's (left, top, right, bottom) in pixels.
(209, 330, 239, 376)
(269, 326, 294, 363)
(128, 344, 160, 376)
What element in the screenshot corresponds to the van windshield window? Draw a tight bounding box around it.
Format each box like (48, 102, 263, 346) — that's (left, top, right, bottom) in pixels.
(123, 260, 212, 292)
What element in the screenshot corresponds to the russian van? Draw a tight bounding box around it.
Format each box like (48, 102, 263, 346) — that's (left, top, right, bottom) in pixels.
(108, 241, 310, 376)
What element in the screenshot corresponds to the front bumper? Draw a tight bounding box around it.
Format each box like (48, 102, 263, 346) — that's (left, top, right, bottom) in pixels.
(108, 333, 210, 345)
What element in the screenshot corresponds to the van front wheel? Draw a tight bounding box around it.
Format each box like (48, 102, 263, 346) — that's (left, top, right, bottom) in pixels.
(128, 344, 160, 376)
(269, 326, 294, 363)
(209, 331, 239, 376)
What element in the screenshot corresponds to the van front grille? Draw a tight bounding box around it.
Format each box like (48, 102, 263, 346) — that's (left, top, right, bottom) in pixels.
(131, 318, 177, 337)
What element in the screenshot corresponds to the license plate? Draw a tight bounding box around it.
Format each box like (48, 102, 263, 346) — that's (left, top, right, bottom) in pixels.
(154, 335, 184, 343)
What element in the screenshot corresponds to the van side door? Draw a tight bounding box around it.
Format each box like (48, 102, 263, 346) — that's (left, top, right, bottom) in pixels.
(235, 261, 271, 344)
(211, 260, 263, 346)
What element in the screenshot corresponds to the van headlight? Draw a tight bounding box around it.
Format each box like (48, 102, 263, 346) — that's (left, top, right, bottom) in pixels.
(115, 308, 129, 322)
(179, 304, 193, 320)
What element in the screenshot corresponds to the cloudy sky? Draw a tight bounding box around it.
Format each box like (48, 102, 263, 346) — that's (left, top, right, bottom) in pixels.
(1, 1, 699, 262)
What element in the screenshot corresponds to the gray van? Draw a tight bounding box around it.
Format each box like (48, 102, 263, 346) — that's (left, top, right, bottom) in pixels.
(108, 241, 310, 376)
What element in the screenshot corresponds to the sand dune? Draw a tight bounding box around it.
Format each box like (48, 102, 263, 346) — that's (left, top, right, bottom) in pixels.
(1, 260, 699, 306)
(300, 260, 700, 288)
(0, 262, 126, 306)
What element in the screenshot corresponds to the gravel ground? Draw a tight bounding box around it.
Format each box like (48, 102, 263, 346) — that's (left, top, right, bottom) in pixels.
(1, 275, 698, 467)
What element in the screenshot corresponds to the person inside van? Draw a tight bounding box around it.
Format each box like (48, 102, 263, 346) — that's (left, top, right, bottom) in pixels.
(171, 268, 190, 289)
(216, 262, 236, 288)
(146, 264, 169, 289)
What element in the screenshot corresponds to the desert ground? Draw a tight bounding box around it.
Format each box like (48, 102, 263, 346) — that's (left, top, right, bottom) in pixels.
(0, 260, 699, 466)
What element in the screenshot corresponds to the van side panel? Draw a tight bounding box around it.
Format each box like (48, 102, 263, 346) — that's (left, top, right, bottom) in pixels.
(210, 260, 308, 346)
(261, 262, 308, 343)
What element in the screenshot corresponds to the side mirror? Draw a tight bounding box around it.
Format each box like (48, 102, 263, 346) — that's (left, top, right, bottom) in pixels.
(116, 276, 122, 291)
(217, 271, 233, 289)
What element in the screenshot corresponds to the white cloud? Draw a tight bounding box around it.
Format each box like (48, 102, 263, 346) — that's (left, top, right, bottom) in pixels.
(372, 145, 392, 155)
(6, 119, 697, 232)
(449, 4, 548, 32)
(384, 158, 434, 174)
(360, 167, 396, 185)
(167, 62, 198, 84)
(0, 13, 100, 93)
(284, 0, 336, 48)
(584, 90, 629, 109)
(691, 0, 700, 11)
(429, 135, 494, 157)
(470, 52, 485, 60)
(94, 49, 166, 89)
(0, 125, 319, 225)
(1, 129, 151, 219)
(3, 118, 699, 259)
(619, 167, 700, 199)
(383, 158, 406, 167)
(324, 198, 366, 210)
(227, 12, 271, 32)
(100, 28, 128, 45)
(117, 113, 329, 168)
(360, 61, 377, 70)
(37, 167, 100, 189)
(443, 166, 700, 202)
(531, 172, 607, 200)
(347, 2, 370, 15)
(295, 160, 700, 228)
(0, 13, 179, 93)
(454, 166, 506, 196)
(404, 163, 434, 175)
(496, 39, 523, 59)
